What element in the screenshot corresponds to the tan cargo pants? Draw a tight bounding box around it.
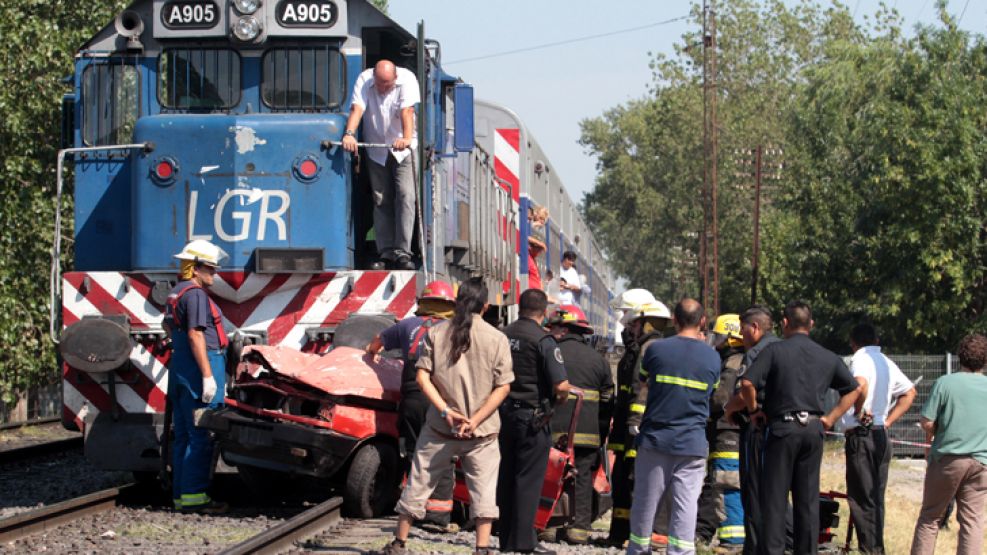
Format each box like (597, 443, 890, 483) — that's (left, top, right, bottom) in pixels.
(395, 424, 500, 521)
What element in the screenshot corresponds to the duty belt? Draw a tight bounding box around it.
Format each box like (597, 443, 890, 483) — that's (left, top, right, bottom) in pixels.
(772, 411, 821, 426)
(504, 399, 538, 410)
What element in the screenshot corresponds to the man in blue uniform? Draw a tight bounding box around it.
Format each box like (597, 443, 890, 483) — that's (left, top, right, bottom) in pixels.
(164, 240, 229, 514)
(499, 289, 570, 554)
(627, 298, 720, 555)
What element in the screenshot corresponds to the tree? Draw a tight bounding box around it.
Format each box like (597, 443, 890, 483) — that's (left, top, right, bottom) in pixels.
(765, 7, 987, 352)
(0, 1, 129, 402)
(580, 0, 859, 311)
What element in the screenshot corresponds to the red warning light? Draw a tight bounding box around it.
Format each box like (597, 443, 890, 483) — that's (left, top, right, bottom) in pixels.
(299, 159, 318, 178)
(155, 160, 174, 180)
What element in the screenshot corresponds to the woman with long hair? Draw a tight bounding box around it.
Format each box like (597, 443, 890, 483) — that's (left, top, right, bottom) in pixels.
(378, 278, 514, 555)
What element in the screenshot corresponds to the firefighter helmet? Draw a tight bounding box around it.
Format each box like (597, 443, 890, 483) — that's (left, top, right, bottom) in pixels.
(173, 240, 228, 267)
(610, 288, 657, 311)
(419, 280, 456, 303)
(712, 313, 743, 348)
(620, 300, 672, 326)
(550, 304, 593, 334)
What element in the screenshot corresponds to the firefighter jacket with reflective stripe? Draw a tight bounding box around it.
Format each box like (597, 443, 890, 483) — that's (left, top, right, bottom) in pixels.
(626, 334, 664, 436)
(550, 333, 615, 448)
(710, 349, 743, 434)
(610, 331, 662, 456)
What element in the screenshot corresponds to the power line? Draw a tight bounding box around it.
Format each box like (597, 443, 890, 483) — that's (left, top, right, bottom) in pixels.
(958, 0, 972, 23)
(444, 15, 691, 65)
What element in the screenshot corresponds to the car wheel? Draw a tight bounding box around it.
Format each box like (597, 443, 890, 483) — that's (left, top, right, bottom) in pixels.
(344, 442, 399, 518)
(237, 464, 288, 500)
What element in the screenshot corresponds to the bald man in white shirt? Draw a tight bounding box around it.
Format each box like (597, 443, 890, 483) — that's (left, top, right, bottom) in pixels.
(342, 60, 420, 271)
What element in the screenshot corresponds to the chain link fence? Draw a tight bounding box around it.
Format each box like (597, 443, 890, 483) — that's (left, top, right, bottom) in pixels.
(831, 353, 954, 457)
(885, 353, 955, 458)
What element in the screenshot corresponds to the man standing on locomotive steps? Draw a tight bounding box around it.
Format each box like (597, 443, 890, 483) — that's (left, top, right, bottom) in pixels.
(342, 59, 419, 271)
(500, 289, 570, 554)
(163, 240, 229, 514)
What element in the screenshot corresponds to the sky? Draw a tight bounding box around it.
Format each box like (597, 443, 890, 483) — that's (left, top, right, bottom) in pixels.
(389, 0, 987, 205)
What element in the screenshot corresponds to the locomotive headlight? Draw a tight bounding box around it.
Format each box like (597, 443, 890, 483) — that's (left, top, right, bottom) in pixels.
(232, 0, 261, 15)
(232, 15, 262, 41)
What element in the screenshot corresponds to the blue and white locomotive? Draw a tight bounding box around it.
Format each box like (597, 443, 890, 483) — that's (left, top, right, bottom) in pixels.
(55, 0, 615, 485)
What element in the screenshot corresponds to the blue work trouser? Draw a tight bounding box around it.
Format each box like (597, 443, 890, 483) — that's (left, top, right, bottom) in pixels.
(170, 349, 225, 507)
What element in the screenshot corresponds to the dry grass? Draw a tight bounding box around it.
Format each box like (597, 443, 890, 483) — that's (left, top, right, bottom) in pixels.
(819, 442, 986, 554)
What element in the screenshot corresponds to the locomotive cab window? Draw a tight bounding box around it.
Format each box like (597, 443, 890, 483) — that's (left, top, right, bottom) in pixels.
(81, 64, 139, 146)
(159, 48, 240, 110)
(262, 46, 345, 110)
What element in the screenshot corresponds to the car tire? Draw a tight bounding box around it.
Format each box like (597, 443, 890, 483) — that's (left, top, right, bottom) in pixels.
(344, 441, 399, 518)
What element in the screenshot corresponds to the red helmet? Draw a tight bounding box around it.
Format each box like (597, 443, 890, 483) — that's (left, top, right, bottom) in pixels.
(419, 280, 455, 303)
(550, 304, 593, 334)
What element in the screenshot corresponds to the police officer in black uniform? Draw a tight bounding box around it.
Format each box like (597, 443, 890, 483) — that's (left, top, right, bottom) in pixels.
(736, 301, 860, 555)
(607, 301, 672, 548)
(546, 304, 614, 545)
(499, 289, 570, 554)
(723, 305, 781, 554)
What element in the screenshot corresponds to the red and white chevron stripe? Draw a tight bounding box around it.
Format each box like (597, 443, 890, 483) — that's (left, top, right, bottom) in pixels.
(61, 270, 419, 432)
(495, 128, 522, 296)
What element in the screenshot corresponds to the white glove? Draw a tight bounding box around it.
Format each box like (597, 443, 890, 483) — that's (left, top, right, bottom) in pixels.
(201, 376, 217, 404)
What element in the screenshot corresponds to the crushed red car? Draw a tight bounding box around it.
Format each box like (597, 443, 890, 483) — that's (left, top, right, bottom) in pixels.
(200, 316, 611, 524)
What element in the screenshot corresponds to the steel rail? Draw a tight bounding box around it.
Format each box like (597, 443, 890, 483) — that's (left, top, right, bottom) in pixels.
(0, 416, 61, 431)
(218, 496, 343, 555)
(0, 484, 135, 544)
(0, 436, 83, 465)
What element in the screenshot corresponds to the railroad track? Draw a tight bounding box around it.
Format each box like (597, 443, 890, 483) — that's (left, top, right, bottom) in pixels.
(219, 496, 344, 555)
(0, 483, 137, 544)
(0, 436, 83, 465)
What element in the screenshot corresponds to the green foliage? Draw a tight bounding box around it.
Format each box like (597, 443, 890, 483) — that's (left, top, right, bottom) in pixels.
(769, 11, 987, 352)
(369, 0, 389, 14)
(0, 0, 128, 401)
(581, 0, 860, 311)
(582, 1, 987, 353)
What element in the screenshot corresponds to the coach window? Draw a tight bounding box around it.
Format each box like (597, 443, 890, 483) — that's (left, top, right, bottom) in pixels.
(81, 64, 139, 146)
(159, 49, 240, 110)
(262, 46, 345, 110)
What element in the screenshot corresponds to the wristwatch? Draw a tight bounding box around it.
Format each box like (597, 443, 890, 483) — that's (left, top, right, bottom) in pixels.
(344, 130, 356, 137)
(439, 407, 449, 419)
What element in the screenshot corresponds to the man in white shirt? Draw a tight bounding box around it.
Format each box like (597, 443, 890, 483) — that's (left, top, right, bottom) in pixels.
(557, 250, 581, 305)
(342, 60, 420, 270)
(841, 323, 917, 554)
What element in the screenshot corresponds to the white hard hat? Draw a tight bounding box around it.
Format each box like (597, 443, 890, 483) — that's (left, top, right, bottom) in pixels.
(620, 300, 672, 326)
(610, 288, 657, 311)
(174, 239, 228, 267)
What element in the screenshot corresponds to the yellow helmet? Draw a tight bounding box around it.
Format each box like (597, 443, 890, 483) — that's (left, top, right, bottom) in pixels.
(712, 313, 743, 348)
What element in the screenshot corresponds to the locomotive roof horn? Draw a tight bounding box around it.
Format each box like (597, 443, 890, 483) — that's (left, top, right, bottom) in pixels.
(114, 10, 144, 52)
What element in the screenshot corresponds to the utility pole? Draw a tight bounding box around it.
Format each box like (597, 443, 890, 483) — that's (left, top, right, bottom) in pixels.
(733, 145, 783, 305)
(700, 0, 710, 312)
(702, 0, 719, 315)
(709, 0, 719, 316)
(751, 145, 762, 305)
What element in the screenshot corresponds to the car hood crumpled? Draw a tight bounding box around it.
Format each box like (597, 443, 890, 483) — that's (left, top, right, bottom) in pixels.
(238, 345, 402, 403)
